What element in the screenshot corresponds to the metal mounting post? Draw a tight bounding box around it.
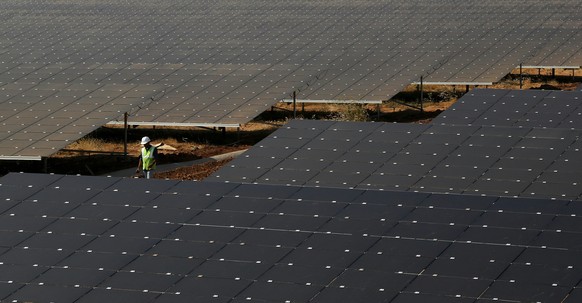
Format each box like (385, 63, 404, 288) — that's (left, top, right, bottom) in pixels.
(293, 91, 297, 119)
(123, 112, 128, 156)
(377, 103, 381, 120)
(419, 75, 424, 112)
(42, 157, 48, 173)
(519, 63, 523, 89)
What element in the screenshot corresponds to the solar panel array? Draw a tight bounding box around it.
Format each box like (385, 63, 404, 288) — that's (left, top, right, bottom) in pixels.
(1, 0, 578, 102)
(127, 63, 317, 125)
(211, 120, 582, 201)
(0, 82, 157, 159)
(1, 172, 582, 303)
(433, 89, 582, 129)
(1, 0, 581, 159)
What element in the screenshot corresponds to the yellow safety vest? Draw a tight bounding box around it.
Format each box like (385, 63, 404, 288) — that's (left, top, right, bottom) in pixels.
(141, 146, 156, 170)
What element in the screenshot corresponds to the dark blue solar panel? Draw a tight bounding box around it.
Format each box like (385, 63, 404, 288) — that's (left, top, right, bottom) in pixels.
(0, 172, 581, 303)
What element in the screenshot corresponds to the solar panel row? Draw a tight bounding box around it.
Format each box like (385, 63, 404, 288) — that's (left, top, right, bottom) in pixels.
(211, 119, 582, 200)
(0, 61, 313, 123)
(0, 82, 157, 159)
(1, 172, 582, 302)
(1, 1, 581, 301)
(1, 0, 580, 159)
(434, 89, 582, 129)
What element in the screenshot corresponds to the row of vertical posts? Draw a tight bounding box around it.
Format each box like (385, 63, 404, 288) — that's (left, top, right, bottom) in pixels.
(519, 64, 571, 89)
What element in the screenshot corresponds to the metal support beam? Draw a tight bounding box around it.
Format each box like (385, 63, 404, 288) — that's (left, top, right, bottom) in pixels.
(107, 121, 240, 129)
(376, 104, 381, 120)
(123, 112, 128, 156)
(519, 63, 523, 89)
(519, 65, 580, 69)
(419, 75, 424, 112)
(0, 156, 42, 161)
(411, 81, 493, 86)
(280, 99, 382, 104)
(293, 91, 297, 119)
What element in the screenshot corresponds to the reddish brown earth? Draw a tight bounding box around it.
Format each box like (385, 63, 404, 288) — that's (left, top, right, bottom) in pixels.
(154, 158, 233, 181)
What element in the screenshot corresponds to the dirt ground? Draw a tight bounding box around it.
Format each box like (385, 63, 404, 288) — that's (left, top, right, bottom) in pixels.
(154, 158, 233, 180)
(2, 69, 580, 180)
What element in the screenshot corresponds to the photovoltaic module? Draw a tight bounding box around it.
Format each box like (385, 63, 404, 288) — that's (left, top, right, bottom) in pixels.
(1, 0, 581, 159)
(1, 172, 582, 302)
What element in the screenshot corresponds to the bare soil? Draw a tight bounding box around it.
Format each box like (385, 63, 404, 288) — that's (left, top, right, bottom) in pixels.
(154, 158, 233, 181)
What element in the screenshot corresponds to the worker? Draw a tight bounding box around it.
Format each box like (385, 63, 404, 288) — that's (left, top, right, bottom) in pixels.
(136, 136, 163, 179)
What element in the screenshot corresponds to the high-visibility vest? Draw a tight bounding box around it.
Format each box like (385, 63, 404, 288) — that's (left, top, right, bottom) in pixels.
(141, 146, 156, 170)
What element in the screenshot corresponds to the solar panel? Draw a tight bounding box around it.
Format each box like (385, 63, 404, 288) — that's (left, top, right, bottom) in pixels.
(0, 82, 159, 159)
(481, 281, 571, 302)
(433, 89, 582, 129)
(211, 120, 582, 200)
(1, 1, 581, 160)
(2, 172, 582, 302)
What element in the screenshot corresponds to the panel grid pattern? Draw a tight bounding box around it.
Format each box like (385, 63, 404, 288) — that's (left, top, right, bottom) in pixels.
(0, 82, 157, 158)
(1, 0, 581, 159)
(1, 173, 582, 302)
(433, 89, 582, 129)
(211, 120, 582, 201)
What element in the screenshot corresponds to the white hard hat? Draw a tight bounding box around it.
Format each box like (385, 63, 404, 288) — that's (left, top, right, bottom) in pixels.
(140, 136, 151, 144)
